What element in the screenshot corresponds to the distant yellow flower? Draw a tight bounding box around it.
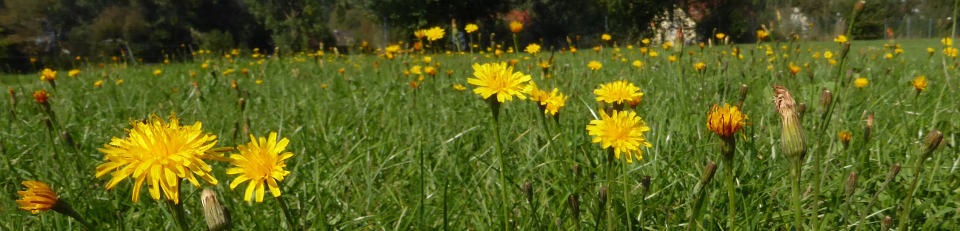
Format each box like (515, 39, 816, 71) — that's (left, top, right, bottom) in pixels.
(694, 62, 706, 72)
(884, 53, 893, 59)
(467, 62, 532, 102)
(586, 110, 652, 163)
(715, 33, 726, 40)
(542, 88, 567, 115)
(153, 69, 162, 76)
(39, 68, 57, 81)
(509, 21, 523, 33)
(525, 43, 541, 55)
(528, 82, 550, 103)
(854, 78, 869, 88)
(425, 26, 445, 41)
(834, 35, 848, 43)
(227, 132, 294, 202)
(587, 61, 602, 71)
(707, 104, 748, 137)
(601, 34, 611, 41)
(68, 69, 80, 78)
(465, 24, 479, 33)
(649, 51, 658, 57)
(788, 62, 801, 75)
(944, 47, 958, 58)
(757, 29, 769, 40)
(824, 51, 834, 59)
(927, 47, 936, 55)
(96, 114, 220, 204)
(662, 41, 673, 49)
(202, 63, 209, 69)
(414, 29, 426, 39)
(422, 56, 432, 63)
(255, 80, 263, 85)
(16, 181, 58, 214)
(594, 80, 642, 105)
(641, 38, 650, 45)
(453, 84, 467, 91)
(838, 130, 852, 147)
(942, 37, 953, 46)
(424, 66, 437, 76)
(632, 60, 644, 68)
(410, 65, 422, 75)
(911, 76, 928, 92)
(668, 55, 677, 62)
(115, 79, 124, 85)
(94, 80, 103, 87)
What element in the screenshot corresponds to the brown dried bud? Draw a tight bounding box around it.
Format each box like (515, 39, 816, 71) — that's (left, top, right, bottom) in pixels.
(882, 216, 893, 230)
(738, 84, 748, 101)
(201, 188, 231, 231)
(523, 181, 534, 204)
(845, 172, 858, 198)
(238, 98, 246, 112)
(887, 163, 902, 182)
(854, 1, 866, 13)
(573, 163, 581, 178)
(773, 86, 807, 162)
(641, 175, 651, 192)
(819, 89, 833, 113)
(922, 130, 943, 155)
(864, 114, 874, 143)
(568, 194, 580, 221)
(597, 187, 608, 209)
(61, 132, 76, 149)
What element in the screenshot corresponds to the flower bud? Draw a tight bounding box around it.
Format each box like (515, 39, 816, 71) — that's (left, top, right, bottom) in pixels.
(819, 89, 833, 113)
(568, 194, 580, 221)
(854, 1, 866, 13)
(701, 162, 717, 185)
(882, 216, 892, 230)
(845, 172, 858, 198)
(922, 130, 943, 156)
(641, 175, 651, 192)
(597, 187, 608, 209)
(738, 84, 748, 103)
(523, 181, 534, 204)
(887, 163, 902, 182)
(61, 132, 76, 149)
(201, 188, 231, 231)
(773, 86, 807, 162)
(864, 114, 874, 143)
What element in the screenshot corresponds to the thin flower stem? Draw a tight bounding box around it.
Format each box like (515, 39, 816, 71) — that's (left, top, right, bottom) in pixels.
(790, 159, 805, 231)
(604, 149, 614, 231)
(621, 163, 632, 231)
(277, 195, 300, 230)
(54, 201, 95, 230)
(898, 156, 928, 230)
(167, 199, 189, 231)
(490, 105, 510, 231)
(724, 154, 736, 229)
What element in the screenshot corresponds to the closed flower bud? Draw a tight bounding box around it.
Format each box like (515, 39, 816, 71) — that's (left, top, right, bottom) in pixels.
(819, 89, 833, 113)
(201, 188, 231, 231)
(854, 1, 866, 13)
(773, 86, 807, 162)
(61, 132, 76, 149)
(845, 172, 858, 198)
(523, 181, 534, 204)
(922, 130, 943, 156)
(701, 162, 717, 185)
(568, 194, 580, 221)
(641, 175, 651, 192)
(882, 216, 892, 229)
(597, 187, 608, 208)
(887, 163, 902, 182)
(738, 84, 748, 102)
(864, 114, 874, 143)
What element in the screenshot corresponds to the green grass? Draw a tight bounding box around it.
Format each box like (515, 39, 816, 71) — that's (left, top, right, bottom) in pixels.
(1, 38, 957, 230)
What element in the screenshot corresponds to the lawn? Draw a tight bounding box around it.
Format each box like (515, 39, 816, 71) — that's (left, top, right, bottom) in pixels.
(1, 38, 957, 230)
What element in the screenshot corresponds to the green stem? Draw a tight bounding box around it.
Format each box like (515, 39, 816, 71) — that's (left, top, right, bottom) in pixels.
(53, 201, 95, 230)
(166, 198, 189, 231)
(723, 148, 736, 229)
(490, 102, 510, 231)
(898, 155, 928, 230)
(790, 159, 805, 231)
(604, 149, 614, 231)
(622, 163, 632, 231)
(277, 195, 300, 230)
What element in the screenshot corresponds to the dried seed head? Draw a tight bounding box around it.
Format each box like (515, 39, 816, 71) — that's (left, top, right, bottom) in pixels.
(201, 188, 231, 231)
(773, 86, 807, 162)
(882, 216, 893, 229)
(597, 187, 608, 208)
(738, 84, 749, 102)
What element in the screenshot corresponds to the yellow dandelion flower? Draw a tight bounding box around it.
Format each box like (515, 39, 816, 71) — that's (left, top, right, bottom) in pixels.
(528, 82, 550, 103)
(601, 34, 611, 41)
(227, 132, 294, 202)
(410, 65, 423, 75)
(525, 43, 541, 55)
(68, 69, 80, 78)
(757, 29, 769, 40)
(40, 68, 57, 81)
(942, 37, 953, 46)
(586, 110, 652, 163)
(467, 62, 532, 102)
(911, 76, 928, 92)
(453, 84, 467, 91)
(927, 47, 936, 55)
(838, 130, 852, 147)
(788, 62, 801, 75)
(641, 38, 651, 45)
(587, 61, 603, 71)
(594, 80, 643, 105)
(632, 60, 644, 68)
(834, 35, 848, 43)
(96, 114, 220, 204)
(668, 55, 677, 62)
(649, 51, 658, 57)
(854, 78, 869, 88)
(694, 62, 706, 71)
(465, 24, 479, 33)
(715, 33, 726, 40)
(662, 41, 673, 49)
(16, 181, 58, 214)
(824, 51, 834, 59)
(94, 80, 103, 87)
(509, 21, 523, 33)
(153, 69, 162, 76)
(425, 26, 445, 41)
(706, 104, 748, 137)
(543, 88, 567, 115)
(115, 79, 124, 85)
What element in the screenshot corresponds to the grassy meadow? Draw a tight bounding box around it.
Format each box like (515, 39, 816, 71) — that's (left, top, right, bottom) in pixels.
(1, 38, 958, 230)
